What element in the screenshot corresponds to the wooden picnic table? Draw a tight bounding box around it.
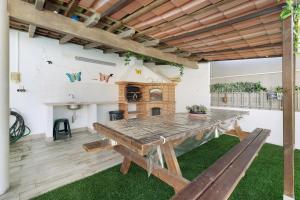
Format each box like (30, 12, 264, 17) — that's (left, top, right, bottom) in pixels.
(93, 109, 248, 192)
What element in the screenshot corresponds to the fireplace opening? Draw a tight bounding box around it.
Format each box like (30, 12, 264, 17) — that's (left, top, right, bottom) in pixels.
(152, 107, 161, 116)
(149, 88, 163, 101)
(126, 86, 142, 102)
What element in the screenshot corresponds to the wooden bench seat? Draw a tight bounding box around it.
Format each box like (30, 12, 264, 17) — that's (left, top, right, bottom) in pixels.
(82, 139, 113, 152)
(172, 128, 270, 200)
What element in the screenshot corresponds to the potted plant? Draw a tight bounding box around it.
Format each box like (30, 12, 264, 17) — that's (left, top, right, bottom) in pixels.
(186, 105, 207, 114)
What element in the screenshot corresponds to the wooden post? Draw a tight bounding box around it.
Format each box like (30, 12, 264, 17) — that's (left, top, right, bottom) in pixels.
(282, 16, 295, 200)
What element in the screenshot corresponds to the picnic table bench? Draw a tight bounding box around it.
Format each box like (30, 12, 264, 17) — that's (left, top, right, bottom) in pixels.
(90, 109, 253, 193)
(171, 128, 270, 200)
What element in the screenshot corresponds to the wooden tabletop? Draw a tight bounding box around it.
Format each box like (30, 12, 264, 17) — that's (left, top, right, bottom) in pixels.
(94, 109, 248, 154)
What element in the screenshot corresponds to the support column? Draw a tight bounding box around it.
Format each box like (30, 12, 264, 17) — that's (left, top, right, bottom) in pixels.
(282, 16, 295, 200)
(0, 0, 9, 195)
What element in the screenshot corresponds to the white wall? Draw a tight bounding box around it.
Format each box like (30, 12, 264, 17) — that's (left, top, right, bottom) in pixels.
(151, 63, 211, 112)
(212, 107, 300, 149)
(9, 29, 210, 135)
(211, 57, 300, 88)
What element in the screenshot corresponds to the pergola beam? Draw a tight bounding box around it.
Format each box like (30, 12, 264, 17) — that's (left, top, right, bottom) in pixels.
(35, 0, 45, 10)
(28, 24, 37, 38)
(118, 29, 135, 39)
(102, 0, 132, 18)
(103, 48, 122, 54)
(194, 42, 282, 56)
(59, 34, 74, 44)
(84, 13, 101, 28)
(142, 39, 160, 47)
(64, 0, 80, 17)
(84, 42, 102, 49)
(177, 52, 191, 57)
(161, 47, 177, 53)
(8, 0, 198, 68)
(282, 16, 295, 200)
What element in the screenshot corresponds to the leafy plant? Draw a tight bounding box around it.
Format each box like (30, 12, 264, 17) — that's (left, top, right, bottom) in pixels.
(124, 51, 184, 76)
(274, 86, 283, 93)
(210, 82, 267, 93)
(273, 86, 300, 93)
(186, 105, 207, 114)
(279, 0, 300, 52)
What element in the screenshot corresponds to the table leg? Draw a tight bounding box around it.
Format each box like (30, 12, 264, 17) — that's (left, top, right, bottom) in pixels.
(161, 142, 182, 177)
(114, 145, 189, 192)
(226, 121, 249, 141)
(120, 157, 132, 174)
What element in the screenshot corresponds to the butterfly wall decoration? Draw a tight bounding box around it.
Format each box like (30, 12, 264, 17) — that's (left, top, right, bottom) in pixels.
(66, 72, 82, 83)
(135, 69, 142, 75)
(93, 73, 113, 83)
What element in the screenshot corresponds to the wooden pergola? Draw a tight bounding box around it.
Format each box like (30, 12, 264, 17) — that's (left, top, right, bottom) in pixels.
(5, 0, 296, 199)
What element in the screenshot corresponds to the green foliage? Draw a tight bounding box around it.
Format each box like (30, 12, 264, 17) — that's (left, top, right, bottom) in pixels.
(279, 0, 300, 52)
(210, 82, 267, 93)
(275, 86, 283, 93)
(274, 86, 300, 93)
(186, 105, 207, 114)
(124, 51, 184, 76)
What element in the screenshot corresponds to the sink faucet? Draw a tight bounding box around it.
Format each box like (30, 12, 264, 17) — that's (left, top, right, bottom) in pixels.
(68, 93, 76, 100)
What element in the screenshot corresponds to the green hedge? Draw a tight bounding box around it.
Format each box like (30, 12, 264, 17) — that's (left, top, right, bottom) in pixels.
(211, 82, 300, 93)
(210, 82, 267, 93)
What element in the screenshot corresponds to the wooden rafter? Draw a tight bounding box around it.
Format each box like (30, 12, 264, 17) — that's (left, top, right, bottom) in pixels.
(35, 0, 45, 10)
(193, 42, 282, 56)
(161, 47, 177, 53)
(64, 0, 80, 17)
(28, 24, 36, 38)
(102, 0, 133, 18)
(59, 34, 74, 44)
(103, 48, 122, 54)
(84, 13, 101, 28)
(83, 42, 102, 49)
(8, 0, 198, 68)
(117, 28, 135, 39)
(142, 39, 160, 47)
(177, 52, 191, 57)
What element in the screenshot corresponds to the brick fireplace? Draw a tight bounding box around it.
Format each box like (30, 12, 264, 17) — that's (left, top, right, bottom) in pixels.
(116, 81, 176, 119)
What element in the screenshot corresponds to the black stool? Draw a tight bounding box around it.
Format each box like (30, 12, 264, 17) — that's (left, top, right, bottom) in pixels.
(53, 118, 72, 141)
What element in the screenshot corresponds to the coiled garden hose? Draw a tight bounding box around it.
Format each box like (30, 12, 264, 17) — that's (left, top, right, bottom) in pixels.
(9, 111, 31, 144)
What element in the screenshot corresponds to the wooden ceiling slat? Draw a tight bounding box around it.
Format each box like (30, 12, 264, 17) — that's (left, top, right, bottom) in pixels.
(161, 4, 283, 43)
(10, 0, 285, 62)
(108, 0, 168, 32)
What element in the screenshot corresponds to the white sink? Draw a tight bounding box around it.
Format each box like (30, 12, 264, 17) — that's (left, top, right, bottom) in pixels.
(66, 103, 82, 110)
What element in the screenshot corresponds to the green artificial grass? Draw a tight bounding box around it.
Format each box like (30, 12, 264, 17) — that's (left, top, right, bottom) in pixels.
(32, 135, 300, 200)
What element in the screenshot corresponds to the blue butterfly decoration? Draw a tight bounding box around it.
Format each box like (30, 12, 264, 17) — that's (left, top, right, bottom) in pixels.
(66, 72, 82, 83)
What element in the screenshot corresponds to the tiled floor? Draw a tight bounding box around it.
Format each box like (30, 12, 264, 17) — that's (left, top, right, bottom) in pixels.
(0, 131, 122, 200)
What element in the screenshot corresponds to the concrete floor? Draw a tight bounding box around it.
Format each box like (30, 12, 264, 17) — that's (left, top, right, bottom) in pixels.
(0, 131, 123, 200)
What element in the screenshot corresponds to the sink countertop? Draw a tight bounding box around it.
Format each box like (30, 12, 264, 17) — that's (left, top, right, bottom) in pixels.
(44, 101, 118, 106)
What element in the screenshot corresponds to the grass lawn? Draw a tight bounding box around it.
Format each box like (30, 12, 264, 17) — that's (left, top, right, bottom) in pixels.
(32, 135, 300, 200)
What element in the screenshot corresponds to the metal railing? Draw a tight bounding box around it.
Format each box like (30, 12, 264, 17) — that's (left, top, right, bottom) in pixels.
(211, 91, 300, 111)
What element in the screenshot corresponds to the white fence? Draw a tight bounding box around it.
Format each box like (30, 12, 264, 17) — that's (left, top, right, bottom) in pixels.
(211, 91, 300, 111)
